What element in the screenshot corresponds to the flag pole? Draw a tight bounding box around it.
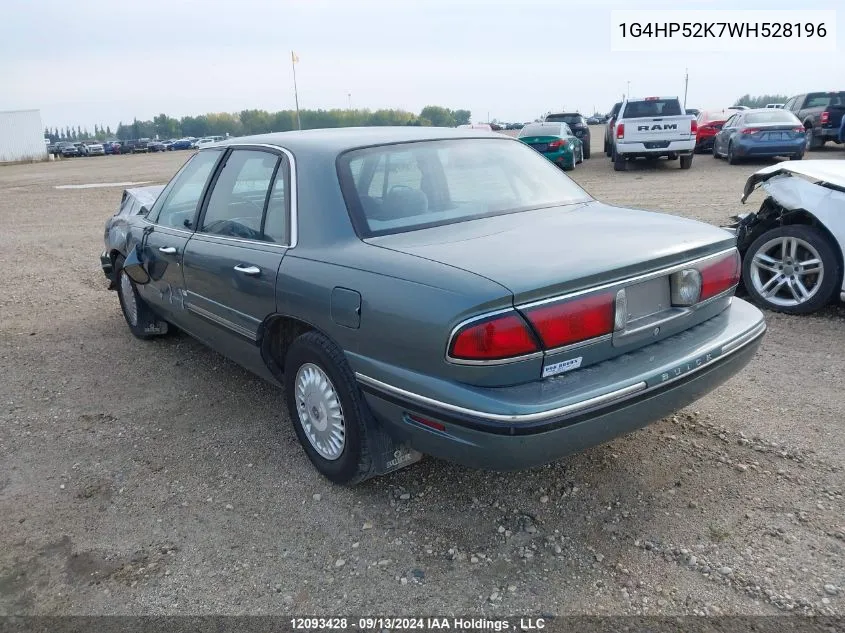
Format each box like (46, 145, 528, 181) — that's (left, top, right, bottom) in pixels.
(683, 68, 689, 110)
(291, 51, 301, 130)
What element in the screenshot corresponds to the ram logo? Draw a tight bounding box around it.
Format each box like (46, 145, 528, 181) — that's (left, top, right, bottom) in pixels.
(638, 124, 678, 131)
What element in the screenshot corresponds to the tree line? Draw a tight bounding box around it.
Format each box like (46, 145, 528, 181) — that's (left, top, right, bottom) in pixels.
(733, 94, 791, 108)
(45, 106, 472, 142)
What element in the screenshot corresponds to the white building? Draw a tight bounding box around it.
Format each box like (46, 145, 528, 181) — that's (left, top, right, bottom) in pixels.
(0, 109, 48, 163)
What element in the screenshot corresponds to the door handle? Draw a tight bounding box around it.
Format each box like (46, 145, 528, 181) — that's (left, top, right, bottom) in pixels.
(158, 246, 177, 254)
(233, 264, 261, 276)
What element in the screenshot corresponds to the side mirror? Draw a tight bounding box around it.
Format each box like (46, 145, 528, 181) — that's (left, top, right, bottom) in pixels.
(122, 245, 150, 285)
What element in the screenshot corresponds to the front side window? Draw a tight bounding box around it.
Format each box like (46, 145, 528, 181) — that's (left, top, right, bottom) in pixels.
(338, 139, 592, 237)
(201, 150, 279, 241)
(150, 150, 222, 229)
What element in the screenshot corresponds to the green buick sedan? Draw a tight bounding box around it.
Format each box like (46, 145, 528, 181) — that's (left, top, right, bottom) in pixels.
(101, 127, 765, 485)
(518, 122, 584, 170)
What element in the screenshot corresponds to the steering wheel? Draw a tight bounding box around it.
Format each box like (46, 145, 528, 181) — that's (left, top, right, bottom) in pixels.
(203, 219, 261, 240)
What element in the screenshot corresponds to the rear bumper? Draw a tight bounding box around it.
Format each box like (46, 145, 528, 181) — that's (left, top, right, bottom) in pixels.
(734, 138, 806, 157)
(617, 140, 694, 157)
(816, 127, 841, 139)
(695, 137, 715, 151)
(356, 299, 765, 470)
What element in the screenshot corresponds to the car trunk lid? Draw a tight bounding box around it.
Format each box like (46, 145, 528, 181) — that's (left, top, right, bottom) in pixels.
(519, 135, 566, 153)
(366, 201, 736, 304)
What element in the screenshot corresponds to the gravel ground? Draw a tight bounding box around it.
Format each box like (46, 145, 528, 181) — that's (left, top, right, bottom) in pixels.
(1, 135, 844, 616)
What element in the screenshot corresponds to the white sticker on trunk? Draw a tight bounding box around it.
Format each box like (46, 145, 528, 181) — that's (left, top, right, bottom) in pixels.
(542, 356, 583, 378)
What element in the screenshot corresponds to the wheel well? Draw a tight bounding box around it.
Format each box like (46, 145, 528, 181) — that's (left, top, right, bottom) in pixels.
(259, 315, 315, 380)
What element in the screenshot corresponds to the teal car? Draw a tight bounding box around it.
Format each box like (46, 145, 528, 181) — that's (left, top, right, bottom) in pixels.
(518, 122, 584, 170)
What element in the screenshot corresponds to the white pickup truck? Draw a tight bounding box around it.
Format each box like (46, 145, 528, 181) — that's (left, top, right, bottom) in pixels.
(611, 96, 697, 171)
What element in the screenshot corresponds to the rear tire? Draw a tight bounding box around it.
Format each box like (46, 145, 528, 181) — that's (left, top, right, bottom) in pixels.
(679, 154, 693, 170)
(806, 126, 824, 150)
(727, 142, 740, 165)
(612, 147, 626, 171)
(284, 331, 377, 485)
(791, 152, 804, 160)
(582, 140, 591, 159)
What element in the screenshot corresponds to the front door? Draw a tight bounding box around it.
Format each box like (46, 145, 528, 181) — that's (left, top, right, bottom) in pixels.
(182, 147, 292, 350)
(137, 149, 224, 325)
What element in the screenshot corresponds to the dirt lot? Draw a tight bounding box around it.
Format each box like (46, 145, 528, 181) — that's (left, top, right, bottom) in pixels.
(1, 135, 844, 616)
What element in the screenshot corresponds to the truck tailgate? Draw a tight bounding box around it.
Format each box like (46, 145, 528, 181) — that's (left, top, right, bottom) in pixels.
(620, 115, 694, 143)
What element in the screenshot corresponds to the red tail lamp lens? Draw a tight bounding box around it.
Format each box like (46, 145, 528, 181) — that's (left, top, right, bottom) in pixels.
(699, 250, 741, 301)
(522, 293, 615, 349)
(449, 312, 539, 360)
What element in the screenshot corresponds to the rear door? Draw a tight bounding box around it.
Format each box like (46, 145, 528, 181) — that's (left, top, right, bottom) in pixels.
(181, 146, 292, 346)
(138, 149, 223, 325)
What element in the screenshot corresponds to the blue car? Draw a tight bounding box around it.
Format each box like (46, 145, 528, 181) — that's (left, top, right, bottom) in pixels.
(169, 138, 196, 150)
(713, 108, 806, 164)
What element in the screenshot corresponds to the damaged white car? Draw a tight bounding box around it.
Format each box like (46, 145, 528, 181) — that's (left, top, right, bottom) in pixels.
(729, 160, 845, 314)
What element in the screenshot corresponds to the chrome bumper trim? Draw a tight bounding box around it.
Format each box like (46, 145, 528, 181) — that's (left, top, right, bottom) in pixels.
(356, 321, 766, 425)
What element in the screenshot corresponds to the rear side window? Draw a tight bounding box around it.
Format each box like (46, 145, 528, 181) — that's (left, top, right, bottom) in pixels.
(622, 99, 682, 118)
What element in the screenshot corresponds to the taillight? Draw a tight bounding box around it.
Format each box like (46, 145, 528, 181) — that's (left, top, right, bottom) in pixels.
(548, 139, 568, 149)
(616, 123, 625, 139)
(793, 127, 805, 133)
(739, 128, 760, 135)
(449, 312, 539, 361)
(690, 119, 698, 135)
(522, 293, 615, 349)
(821, 112, 829, 124)
(699, 250, 741, 301)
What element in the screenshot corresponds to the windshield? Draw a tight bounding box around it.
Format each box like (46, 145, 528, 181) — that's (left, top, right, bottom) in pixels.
(745, 111, 800, 124)
(338, 138, 592, 237)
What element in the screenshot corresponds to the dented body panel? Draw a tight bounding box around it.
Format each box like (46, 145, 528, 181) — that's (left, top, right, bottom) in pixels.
(733, 161, 845, 300)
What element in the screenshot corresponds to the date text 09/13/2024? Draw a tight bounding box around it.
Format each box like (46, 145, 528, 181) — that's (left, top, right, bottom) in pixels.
(290, 617, 547, 630)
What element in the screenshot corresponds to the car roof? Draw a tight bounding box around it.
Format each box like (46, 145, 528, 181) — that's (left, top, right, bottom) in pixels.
(213, 126, 504, 155)
(546, 112, 581, 117)
(700, 110, 730, 121)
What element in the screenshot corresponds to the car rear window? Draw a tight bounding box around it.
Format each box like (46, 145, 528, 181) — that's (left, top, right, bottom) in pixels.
(338, 139, 592, 238)
(519, 124, 564, 137)
(745, 111, 800, 124)
(622, 99, 683, 118)
(805, 92, 845, 108)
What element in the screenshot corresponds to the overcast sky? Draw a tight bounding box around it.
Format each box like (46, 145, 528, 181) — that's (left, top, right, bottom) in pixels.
(1, 0, 841, 130)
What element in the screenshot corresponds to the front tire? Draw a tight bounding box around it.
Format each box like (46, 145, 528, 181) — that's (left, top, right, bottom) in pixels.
(115, 255, 165, 339)
(284, 331, 376, 485)
(742, 225, 840, 315)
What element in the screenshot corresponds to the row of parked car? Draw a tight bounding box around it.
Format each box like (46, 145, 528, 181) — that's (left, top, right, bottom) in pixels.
(595, 90, 844, 172)
(48, 136, 226, 158)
